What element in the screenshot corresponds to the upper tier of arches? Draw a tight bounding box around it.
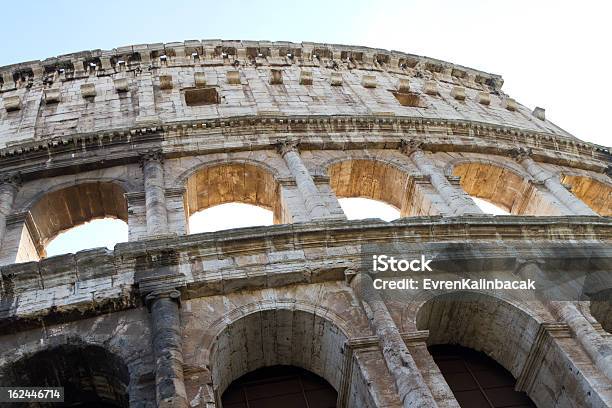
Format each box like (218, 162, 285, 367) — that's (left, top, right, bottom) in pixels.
(1, 147, 609, 265)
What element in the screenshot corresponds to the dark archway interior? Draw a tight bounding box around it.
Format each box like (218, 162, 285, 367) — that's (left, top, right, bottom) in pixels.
(221, 365, 337, 408)
(430, 345, 535, 408)
(1, 344, 129, 407)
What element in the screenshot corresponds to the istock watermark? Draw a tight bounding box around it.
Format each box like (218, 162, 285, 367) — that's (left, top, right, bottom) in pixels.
(360, 242, 612, 302)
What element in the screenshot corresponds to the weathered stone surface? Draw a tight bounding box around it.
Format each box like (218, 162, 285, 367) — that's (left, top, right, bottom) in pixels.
(0, 39, 610, 408)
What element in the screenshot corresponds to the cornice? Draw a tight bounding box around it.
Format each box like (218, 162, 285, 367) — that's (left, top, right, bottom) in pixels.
(0, 115, 609, 181)
(0, 216, 610, 334)
(0, 40, 503, 92)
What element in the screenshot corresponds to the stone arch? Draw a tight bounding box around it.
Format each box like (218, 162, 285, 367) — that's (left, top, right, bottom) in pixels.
(326, 158, 433, 216)
(447, 158, 564, 215)
(183, 160, 285, 226)
(0, 342, 130, 407)
(203, 300, 371, 407)
(415, 291, 607, 407)
(589, 291, 612, 334)
(559, 173, 612, 216)
(22, 181, 128, 258)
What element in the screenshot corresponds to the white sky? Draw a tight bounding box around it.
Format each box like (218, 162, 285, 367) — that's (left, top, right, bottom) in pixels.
(6, 0, 608, 257)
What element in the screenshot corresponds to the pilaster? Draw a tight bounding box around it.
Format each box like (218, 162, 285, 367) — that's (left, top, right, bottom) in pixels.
(277, 139, 332, 221)
(140, 150, 170, 236)
(399, 139, 482, 215)
(511, 148, 597, 216)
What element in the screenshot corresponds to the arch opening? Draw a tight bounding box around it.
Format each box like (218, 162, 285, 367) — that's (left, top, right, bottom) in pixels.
(560, 174, 612, 216)
(207, 306, 374, 407)
(221, 365, 337, 408)
(338, 197, 400, 221)
(471, 197, 510, 215)
(429, 344, 535, 407)
(328, 159, 435, 217)
(17, 182, 128, 261)
(453, 162, 563, 215)
(184, 162, 283, 233)
(188, 202, 273, 233)
(0, 344, 129, 407)
(416, 292, 604, 407)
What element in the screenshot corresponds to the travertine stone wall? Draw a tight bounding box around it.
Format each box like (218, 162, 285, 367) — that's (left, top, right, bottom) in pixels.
(0, 40, 610, 408)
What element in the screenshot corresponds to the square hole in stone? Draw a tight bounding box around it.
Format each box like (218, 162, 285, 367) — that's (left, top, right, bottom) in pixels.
(392, 91, 426, 108)
(185, 87, 219, 106)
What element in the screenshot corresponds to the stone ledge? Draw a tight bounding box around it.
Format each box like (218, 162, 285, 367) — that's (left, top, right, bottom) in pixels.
(1, 115, 609, 180)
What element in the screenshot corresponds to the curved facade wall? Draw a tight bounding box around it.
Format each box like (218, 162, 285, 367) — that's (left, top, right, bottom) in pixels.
(0, 40, 610, 407)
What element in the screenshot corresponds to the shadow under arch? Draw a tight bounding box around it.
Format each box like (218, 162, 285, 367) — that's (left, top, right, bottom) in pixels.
(560, 173, 612, 216)
(183, 160, 285, 227)
(450, 159, 566, 215)
(0, 343, 129, 407)
(415, 291, 608, 407)
(327, 158, 436, 216)
(22, 181, 128, 259)
(205, 301, 374, 408)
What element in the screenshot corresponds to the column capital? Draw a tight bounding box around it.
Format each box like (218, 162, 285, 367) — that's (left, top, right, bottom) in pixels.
(399, 138, 424, 156)
(513, 257, 545, 275)
(145, 288, 181, 309)
(0, 172, 22, 189)
(276, 138, 300, 156)
(509, 147, 533, 162)
(139, 149, 164, 167)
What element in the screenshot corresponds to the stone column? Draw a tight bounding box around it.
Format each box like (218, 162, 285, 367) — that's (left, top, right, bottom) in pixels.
(516, 261, 612, 381)
(348, 271, 439, 408)
(146, 289, 188, 408)
(141, 150, 169, 235)
(277, 140, 331, 220)
(511, 148, 597, 215)
(0, 173, 21, 249)
(400, 140, 483, 215)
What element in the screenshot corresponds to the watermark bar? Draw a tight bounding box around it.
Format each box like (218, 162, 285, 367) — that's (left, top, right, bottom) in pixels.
(0, 387, 64, 403)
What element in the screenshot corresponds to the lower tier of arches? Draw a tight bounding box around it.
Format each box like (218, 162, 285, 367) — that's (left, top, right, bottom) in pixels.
(1, 282, 610, 407)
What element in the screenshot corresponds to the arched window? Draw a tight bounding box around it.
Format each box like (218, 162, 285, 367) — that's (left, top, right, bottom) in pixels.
(453, 161, 565, 215)
(184, 163, 281, 233)
(560, 174, 612, 216)
(1, 344, 129, 407)
(222, 365, 337, 408)
(328, 159, 433, 218)
(430, 345, 535, 408)
(471, 197, 510, 215)
(18, 182, 128, 261)
(338, 197, 400, 221)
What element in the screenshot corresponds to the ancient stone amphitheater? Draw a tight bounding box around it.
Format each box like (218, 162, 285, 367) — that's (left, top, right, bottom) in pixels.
(0, 40, 610, 408)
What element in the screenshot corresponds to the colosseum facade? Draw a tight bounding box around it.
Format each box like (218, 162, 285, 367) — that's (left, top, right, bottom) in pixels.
(0, 39, 610, 407)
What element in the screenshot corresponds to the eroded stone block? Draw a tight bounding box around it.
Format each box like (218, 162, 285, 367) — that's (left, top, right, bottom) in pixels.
(194, 72, 207, 88)
(3, 95, 21, 111)
(43, 88, 61, 104)
(270, 69, 283, 85)
(80, 83, 96, 98)
(159, 75, 173, 90)
(226, 70, 241, 85)
(299, 70, 313, 85)
(361, 75, 377, 88)
(533, 106, 546, 121)
(505, 98, 517, 111)
(330, 72, 343, 86)
(451, 86, 466, 101)
(398, 78, 410, 93)
(423, 80, 438, 95)
(114, 78, 129, 93)
(478, 91, 491, 105)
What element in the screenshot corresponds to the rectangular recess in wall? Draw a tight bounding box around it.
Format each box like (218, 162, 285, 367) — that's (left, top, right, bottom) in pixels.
(184, 87, 220, 106)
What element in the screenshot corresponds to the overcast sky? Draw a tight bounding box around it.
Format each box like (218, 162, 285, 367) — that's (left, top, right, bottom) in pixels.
(1, 0, 610, 147)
